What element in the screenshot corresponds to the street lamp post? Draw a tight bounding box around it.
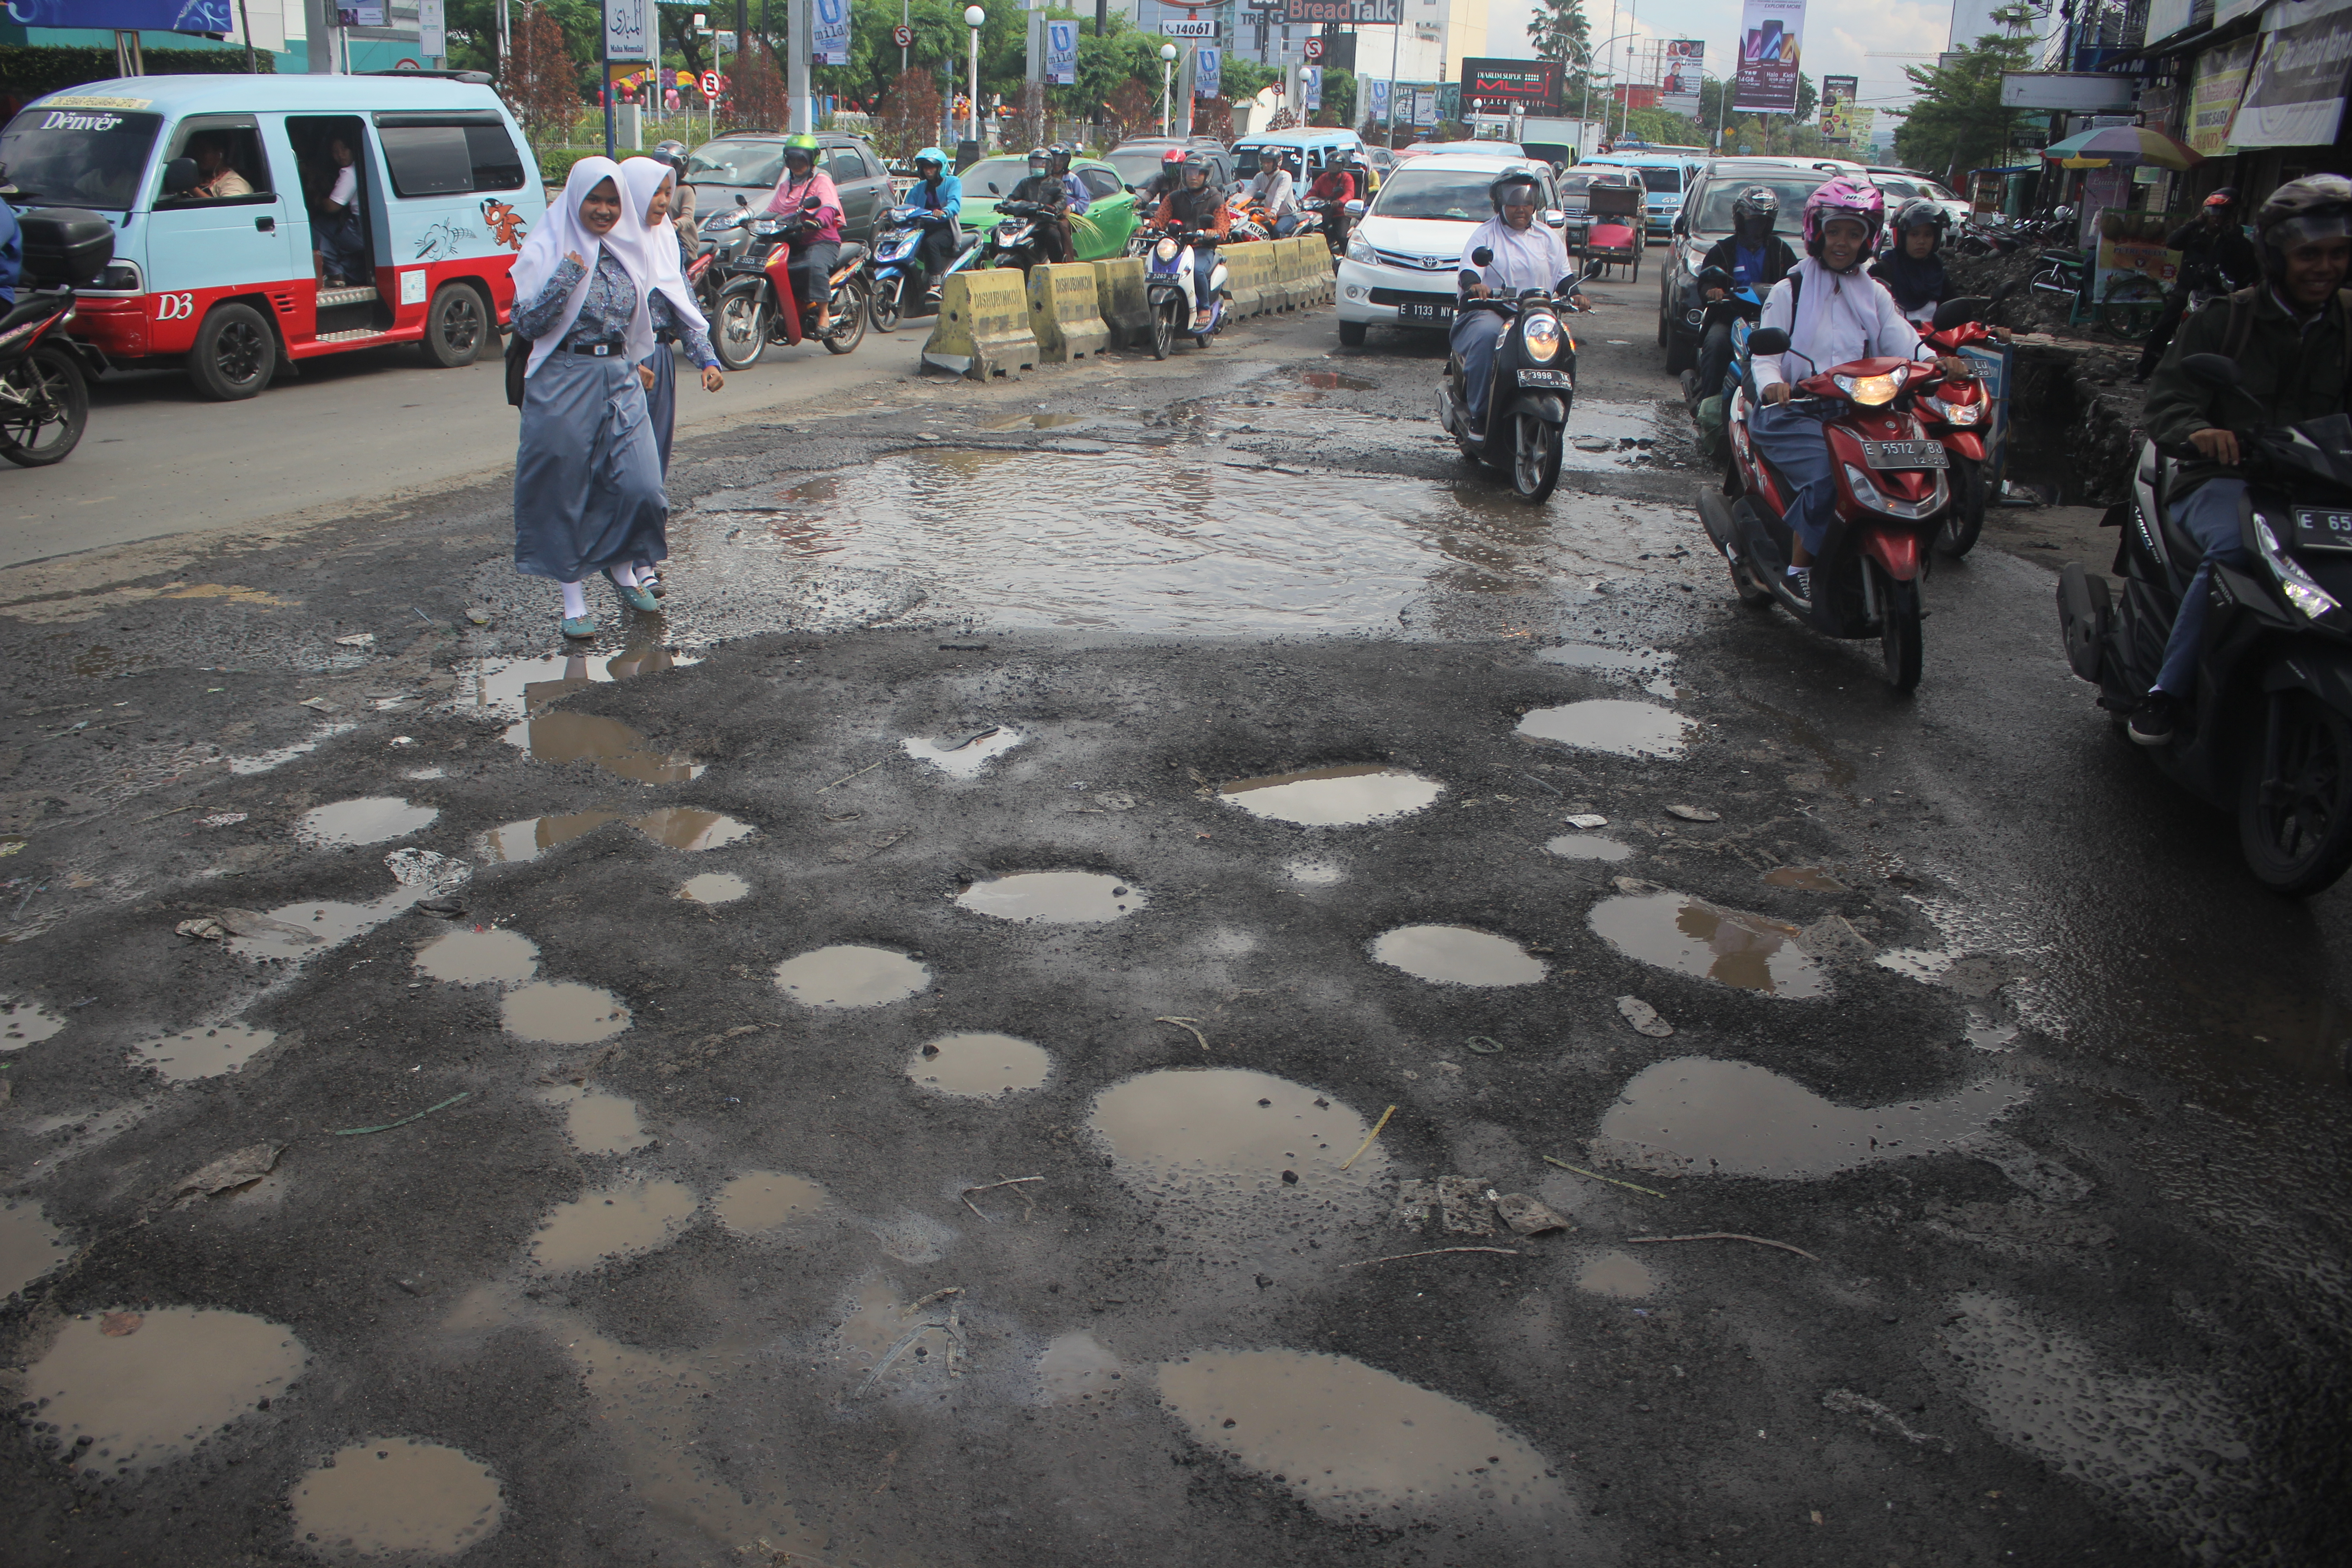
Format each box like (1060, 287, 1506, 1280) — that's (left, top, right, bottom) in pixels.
(1160, 42, 1178, 138)
(965, 6, 986, 150)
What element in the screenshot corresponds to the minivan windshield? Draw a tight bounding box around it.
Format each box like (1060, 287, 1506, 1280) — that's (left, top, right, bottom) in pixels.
(1634, 165, 1681, 193)
(0, 106, 161, 209)
(686, 137, 784, 188)
(1374, 165, 1547, 221)
(1687, 172, 1836, 236)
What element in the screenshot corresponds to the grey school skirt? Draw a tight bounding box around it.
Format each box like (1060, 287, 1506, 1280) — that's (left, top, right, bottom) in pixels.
(513, 349, 667, 583)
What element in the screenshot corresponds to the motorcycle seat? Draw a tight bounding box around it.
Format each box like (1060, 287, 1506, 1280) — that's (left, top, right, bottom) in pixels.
(0, 293, 63, 337)
(834, 242, 868, 269)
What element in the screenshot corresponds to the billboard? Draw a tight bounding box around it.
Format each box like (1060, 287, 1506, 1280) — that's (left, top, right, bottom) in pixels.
(1046, 19, 1078, 85)
(2187, 36, 2257, 155)
(2230, 4, 2352, 149)
(1196, 47, 1221, 100)
(1818, 72, 1856, 140)
(1459, 57, 1565, 109)
(1281, 0, 1401, 22)
(1660, 40, 1703, 117)
(1734, 0, 1805, 113)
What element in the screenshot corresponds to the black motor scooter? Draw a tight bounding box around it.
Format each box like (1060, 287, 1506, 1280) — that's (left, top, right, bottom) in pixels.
(1435, 251, 1597, 503)
(2057, 352, 2352, 895)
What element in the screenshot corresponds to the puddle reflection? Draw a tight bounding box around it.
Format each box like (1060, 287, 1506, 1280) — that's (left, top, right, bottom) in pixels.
(956, 871, 1144, 924)
(21, 1306, 305, 1466)
(677, 871, 750, 904)
(774, 945, 930, 1008)
(908, 1032, 1051, 1098)
(714, 1171, 830, 1233)
(294, 796, 438, 849)
(1589, 890, 1827, 998)
(479, 808, 754, 864)
(1, 995, 66, 1049)
(0, 1200, 69, 1297)
(1370, 925, 1548, 987)
(1090, 1068, 1385, 1199)
(501, 981, 630, 1044)
(902, 725, 1026, 778)
(288, 1438, 504, 1559)
(415, 927, 540, 985)
(1219, 764, 1443, 826)
(1516, 699, 1698, 759)
(543, 1084, 650, 1154)
(530, 1179, 696, 1271)
(1537, 642, 1680, 699)
(131, 1023, 277, 1081)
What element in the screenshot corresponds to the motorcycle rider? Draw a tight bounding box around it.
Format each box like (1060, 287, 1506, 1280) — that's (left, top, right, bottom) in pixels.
(1135, 147, 1187, 211)
(1249, 150, 1303, 236)
(1450, 169, 1573, 441)
(1050, 143, 1092, 216)
(2130, 174, 2352, 745)
(1154, 148, 1233, 332)
(1750, 176, 1965, 605)
(1007, 145, 1078, 265)
(1307, 152, 1360, 250)
(903, 145, 963, 294)
(764, 132, 843, 333)
(2133, 187, 2260, 382)
(1688, 186, 1797, 407)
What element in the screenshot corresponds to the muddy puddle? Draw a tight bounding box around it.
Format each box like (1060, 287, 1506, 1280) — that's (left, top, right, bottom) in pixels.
(1298, 369, 1377, 391)
(1370, 925, 1548, 987)
(907, 1032, 1051, 1098)
(500, 981, 630, 1044)
(2, 995, 65, 1049)
(1545, 833, 1634, 862)
(224, 890, 421, 961)
(1038, 1330, 1126, 1402)
(678, 871, 750, 904)
(21, 1306, 305, 1466)
(543, 1085, 650, 1154)
(1156, 1349, 1572, 1524)
(1, 1199, 69, 1296)
(632, 807, 756, 852)
(1558, 398, 1673, 469)
(956, 871, 1145, 923)
(1218, 764, 1443, 826)
(505, 711, 704, 786)
(1592, 1056, 2021, 1178)
(713, 1171, 830, 1233)
(294, 797, 438, 850)
(984, 411, 1094, 430)
(415, 927, 540, 986)
(1574, 1250, 1656, 1299)
(480, 807, 755, 864)
(467, 647, 702, 722)
(1764, 866, 1847, 891)
(1516, 699, 1698, 759)
(902, 725, 1026, 778)
(1588, 890, 1827, 998)
(131, 1023, 277, 1081)
(530, 1179, 697, 1271)
(1537, 642, 1679, 698)
(288, 1437, 504, 1559)
(773, 945, 931, 1007)
(1090, 1068, 1387, 1201)
(227, 721, 355, 776)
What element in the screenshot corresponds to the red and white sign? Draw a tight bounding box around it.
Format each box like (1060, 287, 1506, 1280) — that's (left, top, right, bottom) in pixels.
(700, 69, 721, 97)
(893, 23, 913, 46)
(1303, 35, 1323, 60)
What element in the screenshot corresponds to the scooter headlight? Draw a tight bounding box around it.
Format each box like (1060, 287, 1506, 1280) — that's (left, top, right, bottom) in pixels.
(1520, 313, 1563, 363)
(2255, 515, 2347, 624)
(1833, 371, 1901, 406)
(1155, 237, 1180, 261)
(1934, 394, 1983, 426)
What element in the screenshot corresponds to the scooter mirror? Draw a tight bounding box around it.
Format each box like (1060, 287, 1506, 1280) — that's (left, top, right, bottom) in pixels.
(1931, 295, 1990, 331)
(735, 193, 749, 206)
(1344, 199, 1365, 216)
(1542, 209, 1566, 228)
(2182, 352, 2243, 388)
(1748, 327, 1791, 356)
(1471, 246, 1494, 267)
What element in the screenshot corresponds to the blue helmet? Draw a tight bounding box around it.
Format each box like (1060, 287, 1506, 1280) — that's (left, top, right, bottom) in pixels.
(914, 146, 948, 175)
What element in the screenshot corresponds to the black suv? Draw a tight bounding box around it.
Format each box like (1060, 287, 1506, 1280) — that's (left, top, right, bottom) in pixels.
(1657, 158, 1856, 374)
(682, 132, 897, 244)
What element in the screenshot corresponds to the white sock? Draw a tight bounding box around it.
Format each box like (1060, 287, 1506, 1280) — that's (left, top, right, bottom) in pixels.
(609, 561, 642, 589)
(559, 580, 589, 618)
(1786, 564, 1804, 576)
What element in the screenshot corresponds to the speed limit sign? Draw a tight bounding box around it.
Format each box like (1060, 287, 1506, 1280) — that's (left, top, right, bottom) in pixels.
(700, 69, 720, 96)
(1303, 36, 1323, 60)
(892, 23, 913, 46)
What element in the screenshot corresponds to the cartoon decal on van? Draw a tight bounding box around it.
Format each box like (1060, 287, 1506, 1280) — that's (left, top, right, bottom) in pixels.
(481, 198, 528, 250)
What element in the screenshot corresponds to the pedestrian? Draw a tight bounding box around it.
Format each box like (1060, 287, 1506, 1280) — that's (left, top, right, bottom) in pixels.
(509, 156, 669, 641)
(617, 155, 723, 480)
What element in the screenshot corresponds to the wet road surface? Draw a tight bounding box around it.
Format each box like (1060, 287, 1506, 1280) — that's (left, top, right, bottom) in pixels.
(0, 280, 2346, 1567)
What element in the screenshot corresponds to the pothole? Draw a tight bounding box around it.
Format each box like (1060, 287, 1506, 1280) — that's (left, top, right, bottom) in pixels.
(480, 809, 624, 864)
(1218, 765, 1444, 826)
(530, 1179, 697, 1272)
(1, 1200, 69, 1297)
(1545, 833, 1634, 862)
(955, 872, 1144, 924)
(902, 725, 1026, 778)
(294, 797, 439, 849)
(543, 1085, 650, 1154)
(479, 808, 753, 864)
(1537, 643, 1679, 698)
(773, 946, 931, 1007)
(1591, 1056, 2021, 1178)
(505, 712, 704, 786)
(907, 1032, 1051, 1098)
(130, 1023, 278, 1081)
(287, 1437, 504, 1560)
(678, 872, 750, 904)
(500, 982, 630, 1044)
(713, 1171, 830, 1233)
(1370, 925, 1548, 987)
(466, 646, 701, 721)
(630, 807, 756, 852)
(1089, 1068, 1386, 1201)
(1038, 1331, 1125, 1402)
(1574, 1250, 1656, 1298)
(0, 995, 65, 1049)
(415, 928, 540, 985)
(1298, 369, 1377, 391)
(20, 1306, 305, 1467)
(1515, 700, 1698, 759)
(1588, 890, 1826, 998)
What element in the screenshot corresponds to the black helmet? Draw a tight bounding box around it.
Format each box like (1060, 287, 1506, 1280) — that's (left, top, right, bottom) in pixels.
(651, 137, 688, 174)
(1027, 145, 1053, 175)
(1488, 169, 1542, 213)
(1730, 186, 1779, 240)
(1048, 142, 1075, 171)
(2256, 174, 2352, 279)
(1181, 148, 1214, 181)
(1892, 196, 1948, 243)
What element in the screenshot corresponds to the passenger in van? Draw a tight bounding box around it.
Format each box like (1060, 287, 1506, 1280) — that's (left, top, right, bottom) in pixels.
(185, 132, 254, 201)
(314, 135, 368, 286)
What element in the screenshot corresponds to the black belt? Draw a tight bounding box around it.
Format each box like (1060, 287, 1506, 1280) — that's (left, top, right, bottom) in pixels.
(564, 340, 626, 357)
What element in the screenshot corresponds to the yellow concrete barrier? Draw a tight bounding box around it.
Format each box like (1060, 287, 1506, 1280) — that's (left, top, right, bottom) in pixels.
(920, 266, 1037, 382)
(1027, 261, 1112, 363)
(1092, 255, 1151, 348)
(1293, 236, 1332, 303)
(1224, 242, 1268, 317)
(1281, 237, 1314, 306)
(1262, 239, 1297, 312)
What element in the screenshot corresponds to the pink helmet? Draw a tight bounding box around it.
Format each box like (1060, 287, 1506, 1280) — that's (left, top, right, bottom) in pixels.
(1802, 175, 1886, 259)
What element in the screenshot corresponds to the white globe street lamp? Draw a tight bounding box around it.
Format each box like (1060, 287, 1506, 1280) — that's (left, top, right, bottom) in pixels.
(1160, 41, 1178, 139)
(965, 7, 986, 150)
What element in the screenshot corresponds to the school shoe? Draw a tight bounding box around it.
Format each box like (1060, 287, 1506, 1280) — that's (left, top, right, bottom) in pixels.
(605, 570, 660, 614)
(1783, 567, 1813, 607)
(2129, 692, 2178, 747)
(559, 615, 596, 641)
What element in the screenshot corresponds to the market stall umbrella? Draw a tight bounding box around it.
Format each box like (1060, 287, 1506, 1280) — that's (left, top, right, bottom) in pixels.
(2043, 125, 2203, 171)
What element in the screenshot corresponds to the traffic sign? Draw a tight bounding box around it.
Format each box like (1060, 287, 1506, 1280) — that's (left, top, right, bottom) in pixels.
(700, 69, 721, 97)
(893, 23, 913, 46)
(1303, 36, 1323, 60)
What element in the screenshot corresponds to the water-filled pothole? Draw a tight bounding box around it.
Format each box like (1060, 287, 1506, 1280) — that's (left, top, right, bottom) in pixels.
(530, 1179, 697, 1271)
(1299, 369, 1377, 391)
(907, 1033, 1051, 1098)
(1219, 765, 1444, 826)
(0, 995, 64, 1049)
(1, 1200, 69, 1297)
(131, 1023, 277, 1081)
(902, 725, 1025, 778)
(632, 807, 756, 852)
(294, 797, 439, 849)
(1516, 700, 1698, 759)
(543, 1085, 650, 1154)
(985, 411, 1092, 430)
(415, 927, 540, 985)
(1156, 1349, 1572, 1523)
(1537, 643, 1679, 698)
(1089, 1068, 1386, 1199)
(773, 946, 931, 1007)
(1370, 925, 1548, 987)
(506, 713, 705, 786)
(1039, 1331, 1125, 1402)
(714, 1171, 830, 1233)
(1575, 1250, 1657, 1298)
(1545, 833, 1634, 862)
(501, 982, 630, 1044)
(288, 1438, 504, 1559)
(678, 872, 750, 904)
(1591, 1056, 2020, 1177)
(1588, 890, 1826, 998)
(21, 1307, 305, 1466)
(480, 808, 754, 864)
(468, 647, 702, 721)
(956, 872, 1144, 924)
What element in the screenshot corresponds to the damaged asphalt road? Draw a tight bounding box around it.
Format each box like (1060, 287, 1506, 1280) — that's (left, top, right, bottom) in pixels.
(0, 291, 2347, 1568)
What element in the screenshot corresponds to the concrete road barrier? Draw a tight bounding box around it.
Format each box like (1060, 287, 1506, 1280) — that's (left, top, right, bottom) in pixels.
(1027, 262, 1112, 364)
(921, 268, 1038, 381)
(1262, 240, 1296, 312)
(1092, 256, 1151, 348)
(1223, 243, 1267, 318)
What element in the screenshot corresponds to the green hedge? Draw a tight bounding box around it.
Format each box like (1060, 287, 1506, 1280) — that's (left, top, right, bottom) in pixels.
(0, 44, 271, 103)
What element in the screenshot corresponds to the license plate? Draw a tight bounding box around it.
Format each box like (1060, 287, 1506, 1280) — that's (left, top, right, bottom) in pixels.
(1517, 368, 1572, 388)
(1860, 439, 1949, 470)
(1398, 302, 1453, 323)
(2294, 508, 2352, 550)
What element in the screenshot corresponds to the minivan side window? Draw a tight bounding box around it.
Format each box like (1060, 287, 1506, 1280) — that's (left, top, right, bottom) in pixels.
(374, 113, 528, 198)
(160, 114, 274, 205)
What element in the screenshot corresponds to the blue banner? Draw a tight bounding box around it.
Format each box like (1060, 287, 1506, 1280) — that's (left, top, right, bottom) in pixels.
(1367, 77, 1390, 122)
(15, 0, 236, 30)
(1196, 47, 1220, 99)
(1046, 19, 1077, 86)
(813, 0, 849, 66)
(1303, 64, 1321, 112)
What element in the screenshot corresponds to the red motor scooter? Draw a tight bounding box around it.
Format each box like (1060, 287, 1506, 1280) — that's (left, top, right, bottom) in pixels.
(1912, 293, 2007, 557)
(1696, 324, 1963, 694)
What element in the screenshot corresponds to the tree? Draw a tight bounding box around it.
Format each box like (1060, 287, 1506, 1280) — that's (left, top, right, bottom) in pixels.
(1893, 31, 2033, 186)
(505, 2, 582, 148)
(875, 67, 945, 160)
(729, 37, 789, 132)
(1794, 72, 1816, 122)
(1526, 0, 1590, 102)
(1102, 78, 1156, 143)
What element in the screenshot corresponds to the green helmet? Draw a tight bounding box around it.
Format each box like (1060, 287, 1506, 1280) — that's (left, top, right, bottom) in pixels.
(782, 132, 819, 166)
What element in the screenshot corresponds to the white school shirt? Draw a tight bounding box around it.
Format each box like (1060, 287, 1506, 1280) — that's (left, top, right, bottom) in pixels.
(1752, 256, 1932, 392)
(1458, 216, 1570, 298)
(328, 164, 357, 211)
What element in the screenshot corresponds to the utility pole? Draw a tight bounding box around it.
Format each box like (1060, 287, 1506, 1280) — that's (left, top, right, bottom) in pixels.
(602, 0, 615, 157)
(790, 0, 813, 132)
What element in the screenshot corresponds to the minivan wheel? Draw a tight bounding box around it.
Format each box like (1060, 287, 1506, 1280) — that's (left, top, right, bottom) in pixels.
(188, 302, 275, 401)
(421, 282, 487, 367)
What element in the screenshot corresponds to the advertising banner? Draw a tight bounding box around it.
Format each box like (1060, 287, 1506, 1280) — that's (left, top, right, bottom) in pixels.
(1459, 57, 1564, 108)
(2188, 37, 2258, 153)
(417, 0, 442, 55)
(1046, 19, 1078, 85)
(14, 0, 235, 27)
(1734, 0, 1806, 114)
(1367, 77, 1390, 123)
(603, 0, 653, 62)
(1412, 86, 1438, 126)
(1661, 40, 1703, 117)
(812, 0, 850, 66)
(1303, 65, 1323, 111)
(1819, 71, 1856, 140)
(2229, 5, 2352, 148)
(1196, 47, 1221, 99)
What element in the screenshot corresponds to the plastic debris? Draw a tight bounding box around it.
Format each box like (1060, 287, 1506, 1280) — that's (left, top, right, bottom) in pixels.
(1822, 1388, 1954, 1452)
(333, 632, 376, 647)
(1617, 995, 1674, 1037)
(464, 607, 493, 626)
(1664, 804, 1719, 822)
(200, 813, 248, 828)
(176, 917, 227, 941)
(384, 848, 470, 893)
(170, 1141, 283, 1203)
(298, 696, 342, 713)
(1612, 876, 1663, 895)
(213, 907, 323, 942)
(1436, 1175, 1494, 1236)
(1563, 813, 1609, 829)
(1494, 1193, 1573, 1235)
(1464, 1035, 1504, 1054)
